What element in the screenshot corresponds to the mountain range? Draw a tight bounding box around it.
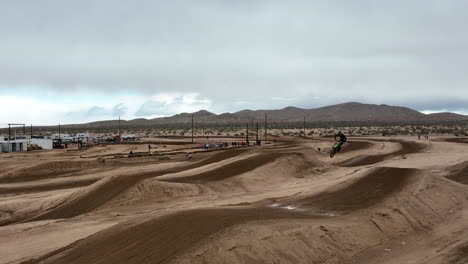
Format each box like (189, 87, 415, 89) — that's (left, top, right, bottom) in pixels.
(76, 102, 468, 128)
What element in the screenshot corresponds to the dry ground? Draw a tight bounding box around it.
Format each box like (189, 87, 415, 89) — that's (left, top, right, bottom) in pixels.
(1, 136, 468, 263)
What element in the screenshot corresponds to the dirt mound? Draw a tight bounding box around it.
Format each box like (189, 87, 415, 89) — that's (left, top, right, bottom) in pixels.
(0, 160, 103, 183)
(36, 167, 466, 264)
(171, 170, 468, 264)
(163, 152, 285, 183)
(113, 152, 319, 207)
(443, 243, 468, 264)
(0, 177, 98, 195)
(294, 167, 419, 214)
(21, 148, 252, 223)
(338, 140, 425, 167)
(442, 137, 468, 144)
(27, 208, 316, 264)
(445, 161, 468, 184)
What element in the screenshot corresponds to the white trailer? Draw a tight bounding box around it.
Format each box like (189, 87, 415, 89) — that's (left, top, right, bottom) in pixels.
(31, 138, 53, 150)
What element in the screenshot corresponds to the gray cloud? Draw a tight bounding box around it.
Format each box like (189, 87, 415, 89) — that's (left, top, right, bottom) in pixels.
(66, 103, 127, 121)
(112, 103, 127, 116)
(1, 0, 468, 116)
(135, 94, 212, 116)
(86, 106, 109, 117)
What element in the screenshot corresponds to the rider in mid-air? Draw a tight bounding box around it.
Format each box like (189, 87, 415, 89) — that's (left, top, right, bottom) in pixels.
(334, 131, 347, 152)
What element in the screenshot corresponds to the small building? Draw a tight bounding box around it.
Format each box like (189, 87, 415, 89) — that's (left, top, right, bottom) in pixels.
(1, 140, 29, 153)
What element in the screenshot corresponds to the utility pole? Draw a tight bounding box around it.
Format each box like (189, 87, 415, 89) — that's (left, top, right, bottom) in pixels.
(264, 113, 268, 143)
(191, 114, 194, 143)
(303, 116, 306, 136)
(58, 124, 61, 142)
(202, 119, 205, 137)
(118, 116, 121, 143)
(256, 122, 259, 143)
(8, 124, 25, 141)
(30, 124, 33, 138)
(246, 122, 249, 145)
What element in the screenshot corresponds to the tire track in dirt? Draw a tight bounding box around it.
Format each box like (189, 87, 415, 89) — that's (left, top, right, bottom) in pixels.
(337, 140, 425, 167)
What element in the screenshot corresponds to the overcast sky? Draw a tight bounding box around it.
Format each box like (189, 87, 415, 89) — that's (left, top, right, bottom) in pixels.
(1, 0, 467, 126)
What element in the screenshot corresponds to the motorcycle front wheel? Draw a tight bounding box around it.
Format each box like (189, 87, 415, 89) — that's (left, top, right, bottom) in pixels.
(330, 148, 336, 158)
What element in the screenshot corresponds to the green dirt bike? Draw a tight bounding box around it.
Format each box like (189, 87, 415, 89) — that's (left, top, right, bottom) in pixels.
(329, 141, 344, 158)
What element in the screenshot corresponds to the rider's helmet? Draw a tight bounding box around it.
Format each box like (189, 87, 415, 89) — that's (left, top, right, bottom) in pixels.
(337, 130, 343, 135)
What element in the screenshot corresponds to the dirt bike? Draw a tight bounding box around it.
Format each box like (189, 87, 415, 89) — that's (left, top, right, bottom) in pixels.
(329, 141, 344, 158)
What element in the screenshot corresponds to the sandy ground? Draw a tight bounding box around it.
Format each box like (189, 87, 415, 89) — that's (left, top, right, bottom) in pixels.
(1, 136, 468, 263)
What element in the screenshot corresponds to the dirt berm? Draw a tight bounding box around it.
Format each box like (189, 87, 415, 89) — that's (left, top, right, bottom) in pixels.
(338, 140, 425, 167)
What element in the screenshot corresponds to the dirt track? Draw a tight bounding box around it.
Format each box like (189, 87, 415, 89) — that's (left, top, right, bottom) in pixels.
(1, 136, 468, 264)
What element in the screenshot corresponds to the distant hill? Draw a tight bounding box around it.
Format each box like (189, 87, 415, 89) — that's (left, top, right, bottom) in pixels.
(425, 112, 468, 121)
(61, 102, 468, 128)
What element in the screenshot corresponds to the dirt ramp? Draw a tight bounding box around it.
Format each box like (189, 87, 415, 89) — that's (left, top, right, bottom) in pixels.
(0, 160, 103, 183)
(445, 161, 468, 184)
(163, 152, 285, 183)
(295, 167, 420, 214)
(114, 153, 319, 206)
(0, 177, 98, 195)
(338, 140, 425, 167)
(31, 208, 314, 264)
(193, 148, 249, 165)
